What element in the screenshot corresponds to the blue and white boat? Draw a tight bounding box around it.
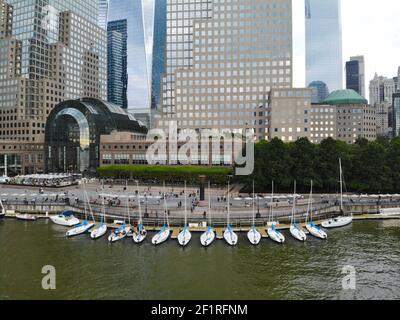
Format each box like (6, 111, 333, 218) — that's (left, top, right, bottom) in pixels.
(133, 182, 147, 244)
(91, 182, 108, 240)
(247, 181, 261, 245)
(267, 182, 285, 244)
(108, 224, 130, 243)
(289, 181, 307, 242)
(178, 182, 192, 247)
(50, 211, 80, 227)
(305, 181, 327, 239)
(224, 182, 238, 246)
(152, 187, 170, 245)
(67, 186, 94, 237)
(201, 182, 216, 247)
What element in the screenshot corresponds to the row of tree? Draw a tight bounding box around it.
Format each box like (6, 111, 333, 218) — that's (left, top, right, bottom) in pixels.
(236, 137, 400, 194)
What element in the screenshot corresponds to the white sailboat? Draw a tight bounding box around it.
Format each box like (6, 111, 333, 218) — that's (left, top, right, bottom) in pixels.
(247, 181, 261, 245)
(178, 181, 192, 247)
(305, 180, 327, 239)
(200, 181, 216, 247)
(152, 184, 171, 245)
(322, 159, 353, 228)
(224, 181, 238, 246)
(50, 211, 80, 227)
(66, 186, 95, 237)
(289, 181, 307, 242)
(132, 181, 147, 244)
(90, 180, 108, 239)
(108, 196, 131, 243)
(267, 182, 285, 244)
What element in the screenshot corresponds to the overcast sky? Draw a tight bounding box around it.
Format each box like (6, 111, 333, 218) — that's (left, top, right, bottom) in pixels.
(143, 0, 400, 102)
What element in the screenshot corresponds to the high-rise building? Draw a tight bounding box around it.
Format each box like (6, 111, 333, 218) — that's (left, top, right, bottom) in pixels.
(108, 0, 150, 109)
(369, 74, 395, 106)
(393, 93, 400, 137)
(98, 0, 109, 29)
(308, 81, 329, 103)
(346, 56, 365, 98)
(0, 0, 13, 37)
(107, 19, 128, 109)
(150, 0, 167, 110)
(0, 0, 107, 173)
(158, 0, 293, 141)
(305, 0, 343, 92)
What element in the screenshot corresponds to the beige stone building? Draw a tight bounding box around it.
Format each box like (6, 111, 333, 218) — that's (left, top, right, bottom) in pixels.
(310, 104, 336, 144)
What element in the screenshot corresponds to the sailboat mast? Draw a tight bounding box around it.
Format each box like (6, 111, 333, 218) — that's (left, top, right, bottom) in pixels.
(137, 182, 142, 225)
(101, 180, 105, 223)
(184, 181, 187, 227)
(291, 181, 296, 225)
(339, 158, 343, 211)
(227, 180, 230, 226)
(269, 181, 274, 223)
(208, 181, 212, 226)
(252, 180, 255, 227)
(309, 180, 313, 223)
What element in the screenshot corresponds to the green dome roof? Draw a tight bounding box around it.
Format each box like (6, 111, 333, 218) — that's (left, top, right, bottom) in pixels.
(322, 89, 368, 105)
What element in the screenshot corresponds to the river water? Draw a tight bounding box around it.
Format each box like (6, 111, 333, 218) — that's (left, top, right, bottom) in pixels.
(1, 218, 399, 300)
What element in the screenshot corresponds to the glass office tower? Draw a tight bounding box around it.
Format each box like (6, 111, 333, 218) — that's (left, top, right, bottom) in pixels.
(98, 0, 109, 29)
(108, 0, 150, 109)
(108, 20, 128, 108)
(305, 0, 343, 92)
(150, 0, 167, 110)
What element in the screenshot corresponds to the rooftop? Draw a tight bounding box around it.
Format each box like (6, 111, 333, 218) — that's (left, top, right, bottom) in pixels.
(322, 89, 368, 105)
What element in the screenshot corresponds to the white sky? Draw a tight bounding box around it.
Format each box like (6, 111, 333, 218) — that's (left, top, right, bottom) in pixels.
(293, 0, 400, 88)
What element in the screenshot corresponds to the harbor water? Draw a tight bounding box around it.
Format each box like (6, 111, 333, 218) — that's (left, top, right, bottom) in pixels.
(1, 218, 400, 300)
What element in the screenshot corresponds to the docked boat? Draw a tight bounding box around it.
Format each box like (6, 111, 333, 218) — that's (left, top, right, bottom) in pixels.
(50, 211, 80, 227)
(289, 181, 307, 242)
(305, 181, 327, 239)
(152, 187, 170, 245)
(133, 182, 147, 244)
(178, 182, 192, 247)
(16, 213, 37, 221)
(267, 181, 285, 244)
(224, 181, 238, 246)
(200, 182, 216, 247)
(322, 159, 353, 229)
(108, 224, 130, 243)
(247, 181, 261, 245)
(66, 183, 95, 237)
(91, 181, 108, 240)
(377, 208, 400, 217)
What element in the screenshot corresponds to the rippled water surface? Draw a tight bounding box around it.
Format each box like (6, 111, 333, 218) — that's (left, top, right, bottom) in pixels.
(1, 219, 399, 300)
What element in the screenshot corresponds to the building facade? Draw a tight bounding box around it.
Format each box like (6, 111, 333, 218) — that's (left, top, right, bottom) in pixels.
(107, 19, 128, 109)
(98, 0, 109, 29)
(346, 56, 365, 98)
(305, 0, 343, 92)
(268, 88, 312, 142)
(108, 0, 150, 109)
(45, 98, 148, 175)
(150, 0, 167, 110)
(392, 93, 400, 137)
(158, 0, 293, 142)
(308, 80, 329, 103)
(0, 0, 12, 37)
(369, 74, 395, 107)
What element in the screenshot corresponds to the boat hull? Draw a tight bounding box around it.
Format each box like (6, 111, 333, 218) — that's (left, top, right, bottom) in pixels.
(108, 227, 130, 243)
(90, 224, 107, 239)
(66, 222, 95, 237)
(224, 228, 238, 246)
(267, 228, 285, 244)
(247, 228, 261, 245)
(306, 224, 327, 239)
(290, 225, 307, 242)
(178, 229, 192, 247)
(132, 230, 147, 244)
(152, 228, 170, 245)
(50, 215, 80, 227)
(16, 214, 37, 221)
(321, 216, 352, 228)
(200, 229, 216, 247)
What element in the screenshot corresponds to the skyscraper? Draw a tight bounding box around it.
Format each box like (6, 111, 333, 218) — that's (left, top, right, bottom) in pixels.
(308, 81, 329, 103)
(108, 0, 150, 109)
(305, 0, 343, 92)
(107, 19, 128, 108)
(0, 0, 107, 143)
(346, 56, 365, 98)
(98, 0, 109, 29)
(0, 0, 12, 37)
(158, 0, 293, 141)
(150, 0, 167, 110)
